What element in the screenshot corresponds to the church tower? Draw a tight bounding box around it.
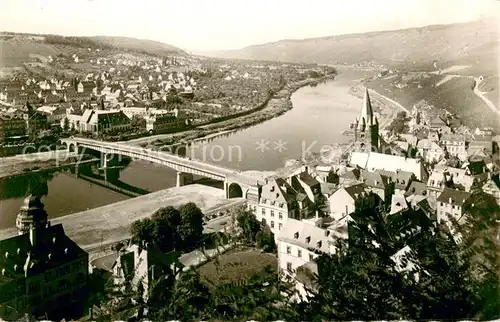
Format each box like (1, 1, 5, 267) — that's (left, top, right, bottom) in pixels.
(352, 88, 379, 152)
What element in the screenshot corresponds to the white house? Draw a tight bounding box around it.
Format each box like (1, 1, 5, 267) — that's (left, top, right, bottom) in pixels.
(255, 178, 300, 237)
(436, 188, 472, 224)
(277, 218, 339, 301)
(440, 134, 468, 161)
(327, 183, 367, 221)
(416, 139, 446, 163)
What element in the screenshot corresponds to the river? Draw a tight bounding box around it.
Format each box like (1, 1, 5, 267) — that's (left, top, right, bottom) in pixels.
(0, 71, 369, 229)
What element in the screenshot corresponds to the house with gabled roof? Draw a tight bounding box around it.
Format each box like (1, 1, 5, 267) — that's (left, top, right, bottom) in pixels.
(327, 183, 371, 222)
(375, 169, 415, 194)
(405, 181, 428, 199)
(440, 134, 468, 161)
(277, 218, 340, 302)
(482, 176, 500, 206)
(256, 177, 300, 236)
(359, 169, 393, 203)
(77, 81, 96, 94)
(416, 138, 445, 163)
(436, 188, 473, 224)
(79, 109, 131, 134)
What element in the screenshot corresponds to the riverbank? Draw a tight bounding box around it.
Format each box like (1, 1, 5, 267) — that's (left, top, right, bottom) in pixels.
(0, 150, 84, 179)
(0, 184, 232, 248)
(126, 75, 336, 148)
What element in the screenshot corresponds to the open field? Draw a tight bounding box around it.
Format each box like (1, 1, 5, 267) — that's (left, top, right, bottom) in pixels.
(197, 248, 277, 285)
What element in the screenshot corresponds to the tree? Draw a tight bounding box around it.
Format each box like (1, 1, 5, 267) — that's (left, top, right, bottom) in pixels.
(298, 203, 499, 321)
(326, 169, 339, 185)
(151, 206, 182, 252)
(206, 265, 298, 321)
(236, 209, 261, 244)
(148, 270, 210, 321)
(63, 117, 70, 132)
(178, 202, 204, 250)
(130, 115, 146, 129)
(130, 218, 155, 247)
(256, 226, 276, 253)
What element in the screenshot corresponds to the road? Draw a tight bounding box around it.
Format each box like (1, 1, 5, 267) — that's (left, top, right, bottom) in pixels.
(367, 89, 410, 130)
(203, 214, 233, 234)
(473, 77, 499, 116)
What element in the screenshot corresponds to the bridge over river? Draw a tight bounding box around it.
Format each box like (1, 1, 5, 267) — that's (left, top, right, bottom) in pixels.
(60, 137, 266, 200)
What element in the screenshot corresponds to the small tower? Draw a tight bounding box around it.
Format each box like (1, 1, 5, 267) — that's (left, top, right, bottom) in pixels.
(353, 88, 379, 152)
(16, 194, 48, 236)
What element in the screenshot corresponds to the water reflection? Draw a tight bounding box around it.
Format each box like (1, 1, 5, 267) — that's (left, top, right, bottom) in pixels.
(0, 171, 54, 200)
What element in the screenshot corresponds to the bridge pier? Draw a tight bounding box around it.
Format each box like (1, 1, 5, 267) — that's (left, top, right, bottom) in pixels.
(223, 181, 229, 199)
(176, 172, 193, 187)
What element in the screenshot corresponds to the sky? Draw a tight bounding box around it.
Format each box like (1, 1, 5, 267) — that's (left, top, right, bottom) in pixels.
(1, 0, 499, 51)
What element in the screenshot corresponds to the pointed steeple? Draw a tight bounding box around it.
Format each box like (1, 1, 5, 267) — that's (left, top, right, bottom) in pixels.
(358, 87, 374, 127)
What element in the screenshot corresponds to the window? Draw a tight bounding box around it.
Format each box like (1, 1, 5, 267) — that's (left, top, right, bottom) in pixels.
(261, 208, 265, 215)
(440, 202, 443, 206)
(270, 210, 275, 217)
(271, 221, 275, 228)
(279, 213, 283, 219)
(286, 262, 292, 271)
(309, 254, 314, 261)
(452, 205, 455, 209)
(298, 249, 302, 258)
(279, 223, 283, 230)
(286, 246, 291, 254)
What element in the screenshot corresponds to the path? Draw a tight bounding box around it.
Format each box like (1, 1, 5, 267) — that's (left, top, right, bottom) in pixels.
(421, 70, 497, 116)
(473, 77, 499, 116)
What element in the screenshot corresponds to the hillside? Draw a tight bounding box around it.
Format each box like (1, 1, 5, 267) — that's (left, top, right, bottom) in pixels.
(209, 18, 499, 74)
(0, 32, 186, 68)
(90, 36, 187, 56)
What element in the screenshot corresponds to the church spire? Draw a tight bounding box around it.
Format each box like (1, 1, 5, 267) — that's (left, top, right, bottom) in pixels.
(359, 87, 374, 127)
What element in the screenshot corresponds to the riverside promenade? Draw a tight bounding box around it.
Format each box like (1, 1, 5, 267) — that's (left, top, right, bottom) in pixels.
(0, 184, 243, 250)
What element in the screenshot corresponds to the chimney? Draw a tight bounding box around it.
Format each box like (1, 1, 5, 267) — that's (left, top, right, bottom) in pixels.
(448, 197, 452, 204)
